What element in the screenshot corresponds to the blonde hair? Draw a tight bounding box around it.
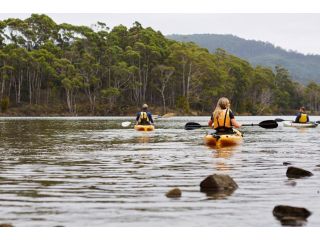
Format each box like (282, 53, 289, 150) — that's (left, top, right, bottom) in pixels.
(213, 97, 230, 118)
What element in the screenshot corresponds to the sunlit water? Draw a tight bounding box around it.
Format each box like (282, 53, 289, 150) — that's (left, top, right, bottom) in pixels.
(0, 116, 320, 227)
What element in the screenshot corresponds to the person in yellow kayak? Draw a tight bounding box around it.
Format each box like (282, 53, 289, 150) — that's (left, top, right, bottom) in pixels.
(208, 97, 241, 133)
(136, 104, 154, 125)
(294, 106, 309, 123)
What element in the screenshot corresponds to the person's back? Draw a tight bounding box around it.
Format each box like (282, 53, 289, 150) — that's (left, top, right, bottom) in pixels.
(136, 104, 154, 125)
(208, 97, 241, 134)
(294, 107, 309, 123)
(213, 108, 233, 133)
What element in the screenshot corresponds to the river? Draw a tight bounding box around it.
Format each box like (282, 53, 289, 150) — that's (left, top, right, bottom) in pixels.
(0, 116, 319, 226)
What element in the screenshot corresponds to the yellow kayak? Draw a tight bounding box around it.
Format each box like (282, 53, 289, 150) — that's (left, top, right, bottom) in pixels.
(283, 121, 318, 128)
(204, 129, 243, 147)
(134, 125, 155, 131)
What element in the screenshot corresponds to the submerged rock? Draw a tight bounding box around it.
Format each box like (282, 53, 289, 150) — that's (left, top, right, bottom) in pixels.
(286, 167, 313, 178)
(279, 217, 307, 227)
(165, 188, 182, 198)
(283, 162, 292, 166)
(204, 188, 237, 200)
(285, 180, 297, 187)
(273, 205, 311, 220)
(0, 223, 13, 227)
(200, 174, 238, 192)
(273, 204, 311, 226)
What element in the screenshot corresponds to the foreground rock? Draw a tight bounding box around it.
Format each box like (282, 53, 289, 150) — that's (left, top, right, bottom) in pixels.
(273, 205, 311, 226)
(200, 174, 238, 191)
(165, 188, 182, 198)
(0, 223, 13, 227)
(286, 166, 313, 178)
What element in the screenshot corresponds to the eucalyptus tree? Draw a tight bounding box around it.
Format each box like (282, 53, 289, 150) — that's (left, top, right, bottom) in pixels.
(58, 58, 82, 113)
(151, 65, 175, 114)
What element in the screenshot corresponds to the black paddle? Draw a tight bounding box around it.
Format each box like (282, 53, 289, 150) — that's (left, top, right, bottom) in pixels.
(275, 118, 290, 122)
(184, 120, 278, 130)
(242, 120, 278, 129)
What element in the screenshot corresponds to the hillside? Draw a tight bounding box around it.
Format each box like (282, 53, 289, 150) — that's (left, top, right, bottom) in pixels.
(167, 34, 320, 84)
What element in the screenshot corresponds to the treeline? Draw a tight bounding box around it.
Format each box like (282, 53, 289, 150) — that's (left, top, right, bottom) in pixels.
(0, 14, 320, 116)
(168, 34, 320, 85)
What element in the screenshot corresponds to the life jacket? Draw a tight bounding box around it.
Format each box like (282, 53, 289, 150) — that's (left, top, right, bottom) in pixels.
(299, 113, 308, 123)
(138, 111, 150, 124)
(213, 109, 232, 130)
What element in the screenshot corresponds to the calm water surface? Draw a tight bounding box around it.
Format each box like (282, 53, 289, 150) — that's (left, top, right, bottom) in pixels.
(0, 116, 320, 227)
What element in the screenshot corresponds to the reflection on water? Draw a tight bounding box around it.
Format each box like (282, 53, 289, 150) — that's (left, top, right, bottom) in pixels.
(212, 145, 239, 159)
(0, 116, 320, 226)
(136, 135, 151, 144)
(202, 188, 237, 200)
(209, 145, 240, 172)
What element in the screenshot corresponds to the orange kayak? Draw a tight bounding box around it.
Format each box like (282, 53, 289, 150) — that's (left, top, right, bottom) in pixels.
(204, 129, 242, 147)
(134, 125, 155, 131)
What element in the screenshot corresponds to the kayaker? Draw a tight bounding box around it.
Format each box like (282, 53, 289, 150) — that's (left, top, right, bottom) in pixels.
(136, 104, 154, 125)
(208, 97, 241, 133)
(294, 106, 309, 123)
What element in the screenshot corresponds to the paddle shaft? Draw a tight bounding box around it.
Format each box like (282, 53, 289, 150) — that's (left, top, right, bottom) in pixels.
(242, 123, 259, 126)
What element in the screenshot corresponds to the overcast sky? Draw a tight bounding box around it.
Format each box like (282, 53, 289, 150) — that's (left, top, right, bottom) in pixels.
(1, 13, 320, 55)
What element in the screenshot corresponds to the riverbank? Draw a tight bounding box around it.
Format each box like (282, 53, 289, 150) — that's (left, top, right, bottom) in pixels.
(0, 104, 205, 117)
(0, 103, 311, 117)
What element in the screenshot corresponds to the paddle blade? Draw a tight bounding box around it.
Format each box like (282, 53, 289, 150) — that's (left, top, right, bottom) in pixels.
(258, 120, 278, 129)
(275, 118, 285, 122)
(121, 121, 131, 127)
(184, 122, 202, 130)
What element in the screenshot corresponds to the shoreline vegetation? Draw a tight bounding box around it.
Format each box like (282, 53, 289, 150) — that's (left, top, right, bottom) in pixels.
(0, 104, 311, 117)
(1, 14, 320, 117)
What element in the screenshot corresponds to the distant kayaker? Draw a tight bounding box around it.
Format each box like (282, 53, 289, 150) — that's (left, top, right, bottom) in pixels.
(294, 106, 309, 123)
(208, 97, 241, 133)
(136, 104, 154, 125)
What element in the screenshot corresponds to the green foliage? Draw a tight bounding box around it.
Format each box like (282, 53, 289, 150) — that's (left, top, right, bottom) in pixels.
(1, 96, 9, 112)
(101, 87, 120, 98)
(0, 14, 318, 116)
(176, 96, 190, 113)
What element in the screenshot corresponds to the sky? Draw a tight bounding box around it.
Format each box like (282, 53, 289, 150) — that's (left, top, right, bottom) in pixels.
(1, 13, 320, 55)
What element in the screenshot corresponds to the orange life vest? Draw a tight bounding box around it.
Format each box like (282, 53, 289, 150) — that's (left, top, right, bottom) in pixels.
(213, 109, 232, 129)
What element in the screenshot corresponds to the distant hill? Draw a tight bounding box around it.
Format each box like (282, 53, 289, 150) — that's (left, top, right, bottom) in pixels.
(167, 34, 320, 84)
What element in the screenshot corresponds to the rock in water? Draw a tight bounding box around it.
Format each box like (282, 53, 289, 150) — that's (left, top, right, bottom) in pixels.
(283, 162, 292, 166)
(279, 217, 306, 227)
(166, 188, 182, 198)
(273, 205, 311, 219)
(0, 223, 13, 227)
(200, 174, 238, 191)
(286, 166, 313, 178)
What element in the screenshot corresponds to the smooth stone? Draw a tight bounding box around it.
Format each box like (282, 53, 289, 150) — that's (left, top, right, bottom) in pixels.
(286, 166, 313, 178)
(283, 162, 292, 166)
(200, 174, 238, 191)
(273, 205, 311, 220)
(166, 188, 182, 198)
(0, 223, 13, 227)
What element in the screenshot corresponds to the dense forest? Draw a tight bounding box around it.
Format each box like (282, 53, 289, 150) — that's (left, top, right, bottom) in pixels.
(168, 34, 320, 85)
(1, 14, 320, 116)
